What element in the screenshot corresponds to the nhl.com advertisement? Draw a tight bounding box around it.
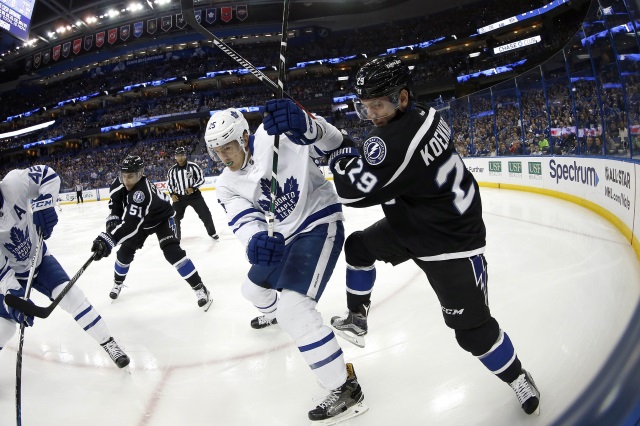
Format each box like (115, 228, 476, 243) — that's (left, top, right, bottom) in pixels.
(463, 156, 638, 239)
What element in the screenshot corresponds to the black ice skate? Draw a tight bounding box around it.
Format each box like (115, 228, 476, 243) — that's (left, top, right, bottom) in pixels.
(309, 363, 368, 424)
(210, 233, 220, 241)
(101, 337, 130, 368)
(250, 315, 278, 329)
(110, 280, 125, 300)
(330, 304, 369, 348)
(194, 284, 213, 312)
(509, 369, 540, 415)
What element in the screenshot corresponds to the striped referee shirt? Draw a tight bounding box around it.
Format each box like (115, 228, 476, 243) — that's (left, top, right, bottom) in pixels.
(167, 161, 206, 195)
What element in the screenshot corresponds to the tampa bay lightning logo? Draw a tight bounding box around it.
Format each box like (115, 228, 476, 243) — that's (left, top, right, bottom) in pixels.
(363, 136, 387, 165)
(258, 177, 300, 221)
(4, 227, 31, 262)
(133, 191, 145, 203)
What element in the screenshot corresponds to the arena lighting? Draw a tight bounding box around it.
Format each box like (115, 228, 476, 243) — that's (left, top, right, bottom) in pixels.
(0, 120, 55, 139)
(337, 76, 349, 81)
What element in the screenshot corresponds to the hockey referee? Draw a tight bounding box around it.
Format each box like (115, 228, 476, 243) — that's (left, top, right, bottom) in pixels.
(167, 147, 219, 241)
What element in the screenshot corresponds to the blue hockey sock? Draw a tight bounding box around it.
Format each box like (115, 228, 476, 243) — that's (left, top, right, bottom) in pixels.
(346, 264, 375, 312)
(477, 330, 517, 375)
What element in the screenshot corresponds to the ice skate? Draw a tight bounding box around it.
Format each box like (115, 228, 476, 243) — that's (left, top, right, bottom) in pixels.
(251, 315, 278, 329)
(194, 284, 213, 312)
(210, 233, 220, 242)
(101, 337, 130, 368)
(110, 280, 125, 300)
(509, 369, 540, 415)
(331, 304, 369, 348)
(309, 363, 368, 424)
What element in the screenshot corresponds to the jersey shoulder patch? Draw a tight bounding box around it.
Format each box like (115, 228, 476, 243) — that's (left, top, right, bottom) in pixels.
(363, 136, 387, 166)
(132, 190, 145, 203)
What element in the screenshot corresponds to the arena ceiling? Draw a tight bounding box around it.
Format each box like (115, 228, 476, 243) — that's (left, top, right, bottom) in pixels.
(0, 0, 483, 82)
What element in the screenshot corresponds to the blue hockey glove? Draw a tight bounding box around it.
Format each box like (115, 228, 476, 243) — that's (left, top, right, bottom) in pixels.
(263, 99, 322, 145)
(247, 231, 285, 267)
(328, 147, 361, 175)
(91, 232, 116, 261)
(32, 194, 58, 239)
(105, 215, 121, 233)
(3, 290, 34, 327)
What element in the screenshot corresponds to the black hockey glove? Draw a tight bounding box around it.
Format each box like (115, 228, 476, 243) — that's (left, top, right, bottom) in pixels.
(105, 215, 121, 233)
(91, 232, 116, 261)
(247, 231, 285, 267)
(263, 99, 322, 145)
(329, 147, 360, 175)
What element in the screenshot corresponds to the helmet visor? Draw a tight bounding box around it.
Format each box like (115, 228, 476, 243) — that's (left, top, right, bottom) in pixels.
(207, 140, 244, 165)
(353, 96, 400, 121)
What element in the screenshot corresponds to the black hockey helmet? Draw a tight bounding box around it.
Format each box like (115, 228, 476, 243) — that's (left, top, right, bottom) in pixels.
(175, 146, 186, 156)
(355, 56, 412, 100)
(121, 155, 144, 173)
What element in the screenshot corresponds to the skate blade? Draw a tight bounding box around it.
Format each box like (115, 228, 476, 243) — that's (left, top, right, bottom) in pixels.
(334, 330, 365, 348)
(312, 402, 369, 425)
(201, 298, 214, 312)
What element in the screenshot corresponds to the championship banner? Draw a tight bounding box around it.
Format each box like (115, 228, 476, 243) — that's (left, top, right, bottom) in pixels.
(108, 28, 118, 44)
(221, 6, 232, 22)
(42, 49, 50, 64)
(96, 31, 105, 47)
(73, 38, 82, 54)
(236, 5, 248, 21)
(161, 15, 172, 32)
(205, 8, 216, 24)
(176, 13, 186, 29)
(195, 9, 202, 23)
(134, 21, 143, 38)
(25, 57, 32, 71)
(120, 24, 130, 41)
(62, 42, 71, 57)
(33, 52, 41, 68)
(147, 18, 157, 34)
(84, 35, 93, 51)
(52, 45, 60, 60)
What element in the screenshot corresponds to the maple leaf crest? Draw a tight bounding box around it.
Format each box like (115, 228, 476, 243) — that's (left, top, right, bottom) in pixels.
(4, 226, 31, 262)
(257, 176, 300, 222)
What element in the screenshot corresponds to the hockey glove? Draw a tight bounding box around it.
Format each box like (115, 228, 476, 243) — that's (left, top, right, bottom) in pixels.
(263, 99, 322, 145)
(247, 231, 285, 267)
(3, 290, 34, 327)
(105, 215, 121, 233)
(328, 147, 361, 175)
(32, 194, 58, 240)
(91, 232, 116, 261)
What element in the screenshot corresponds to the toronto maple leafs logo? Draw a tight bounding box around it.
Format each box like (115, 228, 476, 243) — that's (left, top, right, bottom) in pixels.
(4, 227, 31, 262)
(257, 177, 300, 221)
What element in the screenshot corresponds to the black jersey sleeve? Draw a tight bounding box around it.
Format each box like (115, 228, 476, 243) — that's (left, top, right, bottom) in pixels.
(107, 177, 125, 219)
(331, 106, 443, 208)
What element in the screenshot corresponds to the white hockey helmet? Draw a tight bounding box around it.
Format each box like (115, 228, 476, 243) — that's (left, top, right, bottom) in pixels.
(204, 108, 249, 148)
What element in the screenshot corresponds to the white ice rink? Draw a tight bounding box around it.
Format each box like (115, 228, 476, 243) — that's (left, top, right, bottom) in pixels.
(0, 187, 639, 426)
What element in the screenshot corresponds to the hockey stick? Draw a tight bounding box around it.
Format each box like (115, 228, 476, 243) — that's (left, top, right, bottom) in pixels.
(267, 0, 291, 236)
(179, 0, 309, 113)
(5, 253, 96, 319)
(15, 232, 44, 426)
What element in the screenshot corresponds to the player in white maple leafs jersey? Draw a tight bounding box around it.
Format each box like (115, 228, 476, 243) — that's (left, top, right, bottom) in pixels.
(0, 165, 129, 368)
(205, 107, 366, 423)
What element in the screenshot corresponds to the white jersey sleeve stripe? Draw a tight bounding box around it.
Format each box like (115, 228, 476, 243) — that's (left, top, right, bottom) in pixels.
(383, 107, 436, 188)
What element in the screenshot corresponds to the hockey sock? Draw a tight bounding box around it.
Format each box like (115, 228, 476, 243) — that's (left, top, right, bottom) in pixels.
(114, 259, 130, 282)
(55, 285, 110, 344)
(477, 329, 522, 383)
(173, 257, 203, 287)
(241, 279, 278, 319)
(346, 264, 375, 313)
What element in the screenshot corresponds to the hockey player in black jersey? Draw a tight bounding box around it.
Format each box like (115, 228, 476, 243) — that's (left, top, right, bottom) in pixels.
(90, 155, 212, 311)
(267, 56, 540, 416)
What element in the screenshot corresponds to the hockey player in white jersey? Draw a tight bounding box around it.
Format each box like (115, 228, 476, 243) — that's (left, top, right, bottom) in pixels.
(204, 106, 367, 423)
(0, 165, 130, 368)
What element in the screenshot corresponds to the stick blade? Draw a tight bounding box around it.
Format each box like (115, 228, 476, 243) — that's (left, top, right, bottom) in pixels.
(4, 294, 51, 318)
